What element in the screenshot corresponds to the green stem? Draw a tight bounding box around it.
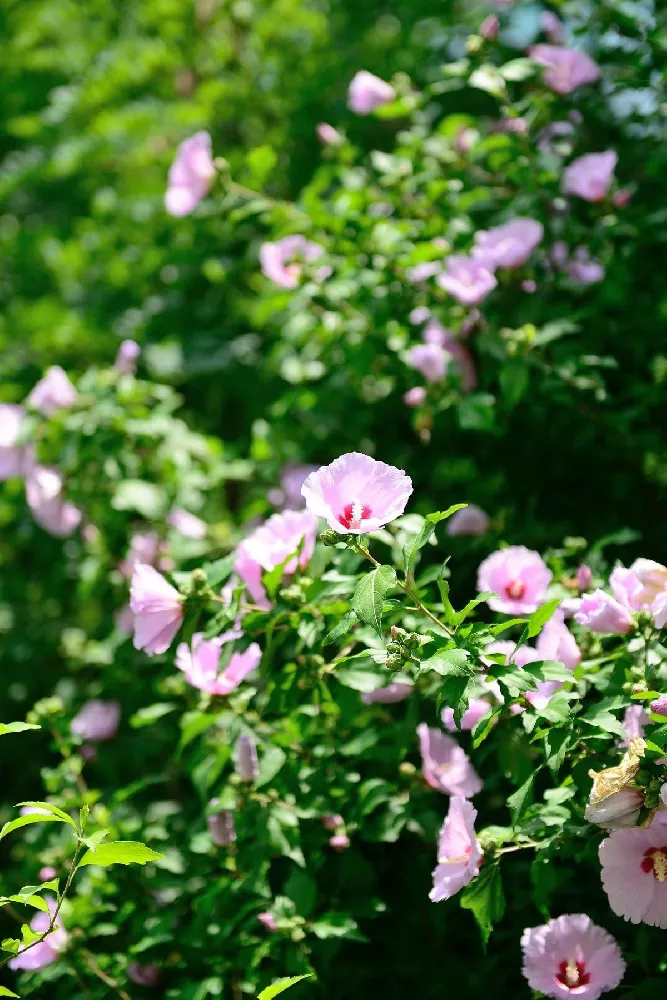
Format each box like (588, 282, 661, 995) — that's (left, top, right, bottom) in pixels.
(356, 544, 453, 636)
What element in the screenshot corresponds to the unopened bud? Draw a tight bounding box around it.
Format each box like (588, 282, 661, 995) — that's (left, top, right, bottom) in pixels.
(386, 642, 403, 656)
(235, 734, 259, 782)
(385, 654, 403, 670)
(319, 530, 340, 546)
(390, 626, 407, 642)
(207, 801, 236, 846)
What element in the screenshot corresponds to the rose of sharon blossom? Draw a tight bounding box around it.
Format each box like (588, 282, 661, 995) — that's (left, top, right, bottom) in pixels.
(485, 640, 566, 711)
(477, 546, 552, 615)
(406, 261, 441, 283)
(600, 824, 667, 927)
(442, 698, 492, 733)
(530, 45, 601, 95)
(446, 505, 490, 537)
(621, 705, 650, 746)
(418, 321, 477, 392)
(316, 122, 343, 145)
(653, 592, 667, 630)
(234, 509, 318, 608)
(260, 235, 326, 289)
(302, 453, 412, 534)
(575, 590, 634, 635)
(175, 632, 261, 696)
(164, 131, 215, 217)
(9, 898, 68, 971)
(417, 724, 482, 798)
(404, 386, 427, 408)
(430, 797, 482, 902)
(128, 963, 162, 987)
(130, 564, 183, 656)
(436, 255, 497, 306)
(119, 531, 161, 578)
(521, 914, 625, 999)
(362, 682, 413, 705)
(472, 218, 544, 270)
(0, 404, 27, 480)
(563, 152, 617, 203)
(347, 71, 395, 115)
(536, 610, 581, 670)
(330, 833, 350, 851)
(168, 507, 207, 540)
(611, 559, 667, 610)
(257, 912, 278, 931)
(39, 866, 57, 881)
(27, 366, 77, 416)
(71, 700, 121, 742)
(586, 788, 643, 830)
(541, 11, 565, 44)
(114, 339, 140, 374)
(279, 464, 318, 509)
(566, 248, 605, 286)
(407, 343, 448, 383)
(25, 465, 82, 538)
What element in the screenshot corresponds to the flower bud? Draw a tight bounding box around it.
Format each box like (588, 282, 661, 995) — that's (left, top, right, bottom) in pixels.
(386, 641, 403, 656)
(576, 564, 593, 590)
(322, 813, 343, 831)
(257, 912, 278, 932)
(479, 14, 499, 39)
(207, 801, 236, 846)
(235, 734, 259, 782)
(319, 530, 340, 546)
(329, 833, 350, 851)
(586, 737, 645, 829)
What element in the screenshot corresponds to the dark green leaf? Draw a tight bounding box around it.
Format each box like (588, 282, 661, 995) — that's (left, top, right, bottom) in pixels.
(351, 566, 396, 634)
(256, 747, 287, 788)
(508, 770, 540, 827)
(322, 611, 357, 647)
(460, 862, 505, 945)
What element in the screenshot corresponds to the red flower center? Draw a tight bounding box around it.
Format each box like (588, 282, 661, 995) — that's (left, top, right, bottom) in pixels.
(641, 846, 667, 881)
(505, 579, 526, 600)
(338, 500, 372, 530)
(556, 960, 590, 990)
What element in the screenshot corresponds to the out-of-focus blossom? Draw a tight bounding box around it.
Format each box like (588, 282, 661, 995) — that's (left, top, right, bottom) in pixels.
(316, 122, 344, 145)
(236, 734, 259, 782)
(540, 11, 565, 44)
(128, 963, 162, 987)
(119, 532, 161, 578)
(430, 797, 482, 902)
(536, 609, 581, 670)
(362, 682, 413, 705)
(417, 724, 482, 798)
(537, 120, 576, 155)
(651, 696, 667, 716)
(207, 801, 236, 846)
(477, 546, 552, 615)
(27, 366, 77, 416)
(566, 248, 605, 285)
(168, 507, 207, 540)
(563, 151, 617, 202)
(653, 592, 667, 630)
(408, 343, 448, 383)
(436, 255, 497, 306)
(446, 505, 490, 537)
(164, 131, 215, 216)
(473, 218, 543, 270)
(613, 188, 632, 208)
(322, 813, 344, 831)
(302, 453, 412, 534)
(114, 340, 140, 374)
(234, 509, 318, 608)
(260, 235, 327, 289)
(611, 559, 667, 610)
(175, 632, 261, 696)
(403, 387, 427, 408)
(442, 698, 492, 733)
(480, 15, 499, 39)
(71, 700, 121, 742)
(521, 914, 625, 999)
(348, 71, 395, 115)
(257, 911, 278, 931)
(406, 261, 442, 283)
(9, 898, 68, 971)
(600, 824, 667, 927)
(530, 45, 601, 95)
(574, 590, 634, 635)
(0, 404, 28, 480)
(278, 464, 318, 509)
(25, 465, 82, 538)
(621, 705, 650, 746)
(39, 866, 58, 882)
(130, 564, 183, 656)
(115, 604, 135, 635)
(409, 306, 431, 325)
(521, 279, 537, 294)
(329, 833, 350, 851)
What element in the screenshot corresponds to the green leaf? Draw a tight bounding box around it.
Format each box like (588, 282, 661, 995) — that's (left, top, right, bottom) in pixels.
(199, 554, 236, 588)
(0, 722, 40, 736)
(449, 593, 495, 629)
(112, 480, 166, 519)
(544, 729, 575, 778)
(257, 975, 313, 1000)
(426, 506, 468, 525)
(78, 841, 164, 868)
(351, 566, 396, 634)
(469, 64, 506, 98)
(334, 657, 388, 693)
(471, 707, 501, 748)
(459, 862, 505, 945)
(311, 912, 364, 940)
(255, 747, 287, 788)
(508, 770, 540, 827)
(1, 939, 20, 955)
(358, 778, 393, 817)
(499, 360, 529, 409)
(581, 697, 626, 738)
(130, 703, 178, 728)
(1, 805, 76, 841)
(82, 829, 109, 851)
(403, 507, 467, 575)
(424, 649, 475, 727)
(322, 611, 357, 647)
(457, 393, 496, 433)
(0, 986, 20, 997)
(526, 599, 561, 639)
(499, 57, 536, 81)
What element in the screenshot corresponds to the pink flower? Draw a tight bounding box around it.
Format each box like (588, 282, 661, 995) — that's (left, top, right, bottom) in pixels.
(302, 453, 412, 534)
(408, 343, 448, 383)
(71, 700, 121, 742)
(621, 705, 650, 746)
(417, 724, 482, 798)
(422, 321, 454, 346)
(259, 235, 327, 288)
(236, 734, 259, 782)
(27, 366, 77, 415)
(565, 248, 605, 285)
(168, 507, 207, 540)
(329, 833, 350, 850)
(322, 814, 344, 830)
(119, 532, 161, 578)
(611, 559, 667, 610)
(446, 505, 490, 537)
(522, 279, 537, 293)
(403, 386, 427, 408)
(600, 825, 667, 927)
(409, 306, 431, 325)
(406, 261, 441, 283)
(536, 610, 581, 670)
(316, 122, 343, 145)
(540, 11, 565, 44)
(25, 465, 82, 537)
(574, 590, 634, 635)
(480, 15, 499, 39)
(442, 698, 492, 733)
(347, 71, 395, 115)
(576, 565, 593, 589)
(257, 911, 278, 931)
(175, 631, 261, 696)
(361, 682, 413, 705)
(613, 188, 632, 208)
(279, 464, 318, 509)
(653, 592, 667, 629)
(130, 564, 183, 656)
(39, 866, 57, 881)
(586, 788, 644, 829)
(207, 800, 236, 846)
(0, 404, 28, 480)
(164, 131, 215, 217)
(477, 546, 552, 615)
(114, 340, 140, 374)
(234, 509, 318, 607)
(521, 913, 625, 999)
(472, 218, 544, 270)
(436, 255, 497, 306)
(128, 963, 161, 987)
(9, 898, 68, 971)
(651, 696, 667, 716)
(563, 152, 617, 202)
(430, 797, 482, 902)
(418, 321, 477, 392)
(484, 640, 567, 712)
(530, 45, 601, 95)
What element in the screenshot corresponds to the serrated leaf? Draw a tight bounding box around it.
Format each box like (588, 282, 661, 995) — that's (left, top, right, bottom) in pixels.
(425, 649, 475, 727)
(78, 841, 164, 868)
(526, 599, 561, 639)
(508, 770, 540, 827)
(0, 722, 40, 736)
(459, 862, 505, 945)
(255, 747, 287, 788)
(334, 657, 388, 693)
(351, 566, 396, 634)
(322, 611, 357, 647)
(258, 975, 312, 1000)
(544, 729, 575, 778)
(200, 554, 236, 588)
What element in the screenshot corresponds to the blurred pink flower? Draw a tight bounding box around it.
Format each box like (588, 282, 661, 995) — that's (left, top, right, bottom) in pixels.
(130, 564, 183, 655)
(278, 464, 318, 509)
(348, 70, 395, 114)
(234, 509, 318, 607)
(480, 15, 499, 39)
(442, 698, 492, 733)
(257, 911, 278, 931)
(600, 824, 667, 927)
(260, 235, 327, 288)
(566, 248, 605, 285)
(114, 339, 140, 374)
(175, 631, 261, 696)
(430, 797, 482, 902)
(9, 898, 68, 971)
(407, 343, 448, 383)
(207, 801, 236, 846)
(39, 866, 57, 882)
(403, 386, 427, 408)
(27, 366, 77, 416)
(611, 559, 667, 610)
(236, 734, 259, 782)
(530, 45, 601, 95)
(436, 255, 497, 306)
(329, 833, 350, 850)
(302, 453, 412, 534)
(613, 188, 632, 208)
(119, 531, 160, 578)
(653, 592, 667, 629)
(406, 262, 441, 283)
(472, 218, 543, 270)
(409, 306, 431, 325)
(417, 724, 482, 798)
(521, 913, 625, 999)
(362, 682, 413, 705)
(621, 704, 650, 746)
(0, 403, 28, 480)
(446, 505, 490, 537)
(71, 700, 121, 742)
(316, 122, 344, 145)
(563, 151, 617, 202)
(165, 131, 215, 216)
(575, 590, 634, 635)
(25, 465, 82, 537)
(322, 813, 344, 830)
(477, 546, 552, 615)
(651, 696, 667, 716)
(536, 609, 581, 670)
(128, 963, 162, 987)
(521, 279, 537, 294)
(168, 507, 207, 540)
(540, 11, 565, 44)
